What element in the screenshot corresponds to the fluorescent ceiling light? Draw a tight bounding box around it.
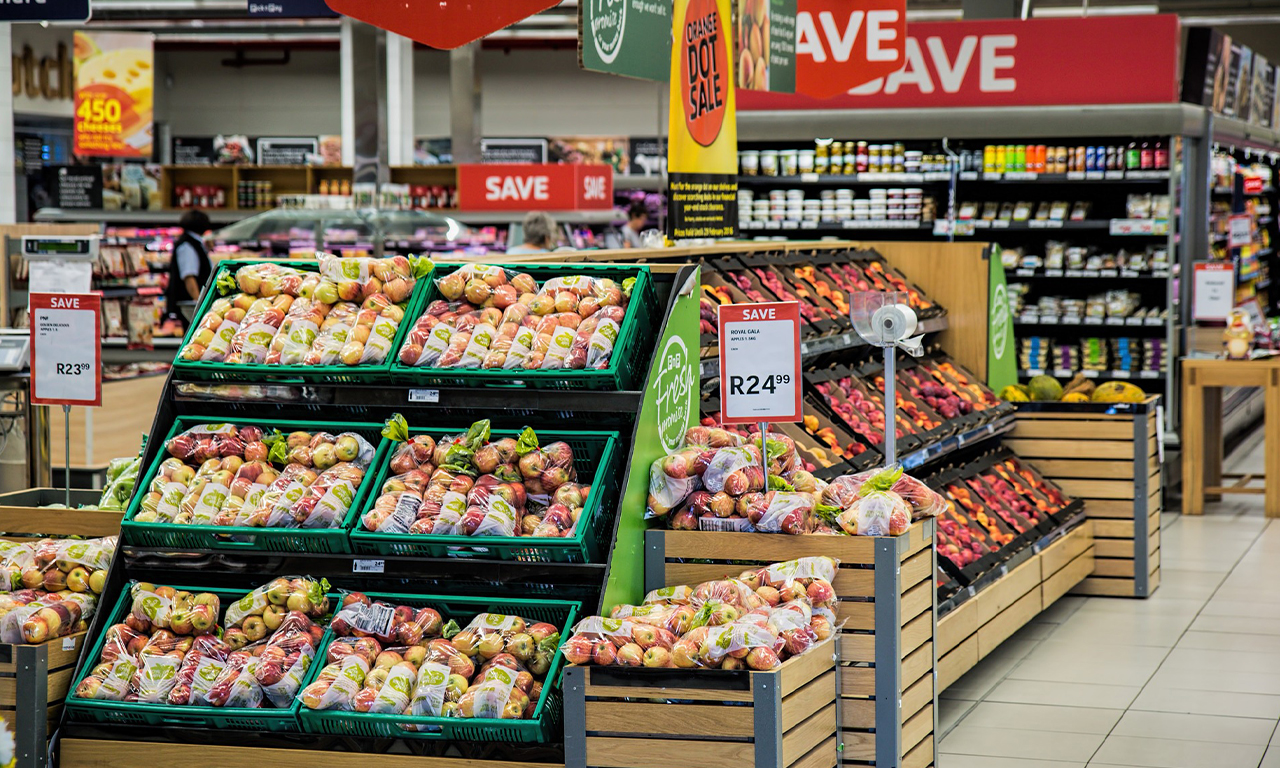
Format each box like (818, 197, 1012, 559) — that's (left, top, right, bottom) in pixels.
(1031, 4, 1158, 16)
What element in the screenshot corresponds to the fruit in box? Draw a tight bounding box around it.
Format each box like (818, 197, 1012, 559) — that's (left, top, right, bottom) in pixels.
(1092, 381, 1145, 403)
(1027, 375, 1064, 401)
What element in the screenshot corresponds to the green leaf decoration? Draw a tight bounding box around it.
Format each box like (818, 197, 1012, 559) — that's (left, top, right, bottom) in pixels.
(860, 466, 904, 496)
(382, 413, 410, 442)
(515, 426, 540, 456)
(215, 273, 238, 296)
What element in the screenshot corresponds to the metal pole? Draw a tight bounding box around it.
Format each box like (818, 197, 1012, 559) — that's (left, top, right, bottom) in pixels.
(883, 346, 896, 466)
(62, 404, 70, 507)
(758, 421, 768, 490)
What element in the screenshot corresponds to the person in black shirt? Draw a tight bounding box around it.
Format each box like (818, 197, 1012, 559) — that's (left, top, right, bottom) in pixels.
(163, 210, 213, 333)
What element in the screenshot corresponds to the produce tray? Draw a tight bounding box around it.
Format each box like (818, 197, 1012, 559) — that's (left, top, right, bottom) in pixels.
(120, 417, 389, 554)
(348, 428, 620, 562)
(170, 259, 426, 385)
(390, 263, 656, 391)
(297, 592, 578, 742)
(64, 583, 303, 732)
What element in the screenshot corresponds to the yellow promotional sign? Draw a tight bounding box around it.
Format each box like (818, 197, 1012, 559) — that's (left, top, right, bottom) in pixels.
(667, 0, 739, 239)
(73, 32, 154, 158)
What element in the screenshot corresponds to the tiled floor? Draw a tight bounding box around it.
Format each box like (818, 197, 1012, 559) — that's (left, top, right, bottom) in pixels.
(939, 435, 1280, 767)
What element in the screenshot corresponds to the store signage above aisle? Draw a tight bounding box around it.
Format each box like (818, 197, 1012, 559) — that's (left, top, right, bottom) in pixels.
(29, 293, 102, 408)
(578, 0, 673, 82)
(794, 0, 905, 98)
(456, 164, 613, 210)
(1192, 262, 1236, 321)
(718, 301, 803, 424)
(72, 32, 154, 158)
(738, 14, 1179, 109)
(667, 0, 738, 239)
(249, 0, 338, 17)
(323, 0, 557, 49)
(735, 0, 797, 93)
(0, 0, 88, 22)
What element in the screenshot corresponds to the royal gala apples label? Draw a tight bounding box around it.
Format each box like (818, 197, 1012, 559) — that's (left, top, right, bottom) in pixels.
(73, 31, 153, 158)
(667, 0, 739, 239)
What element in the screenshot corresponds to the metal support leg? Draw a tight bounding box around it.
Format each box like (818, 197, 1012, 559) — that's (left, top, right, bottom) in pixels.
(15, 644, 48, 768)
(1133, 412, 1150, 597)
(753, 668, 782, 768)
(642, 529, 665, 595)
(563, 666, 586, 768)
(874, 537, 903, 767)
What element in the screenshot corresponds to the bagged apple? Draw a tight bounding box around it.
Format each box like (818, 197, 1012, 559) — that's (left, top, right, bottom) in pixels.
(298, 654, 369, 710)
(166, 591, 220, 636)
(0, 541, 34, 592)
(205, 650, 263, 708)
(137, 457, 197, 523)
(166, 423, 263, 464)
(457, 667, 529, 719)
(181, 295, 246, 363)
(129, 652, 184, 704)
(836, 468, 912, 536)
(74, 642, 138, 702)
(449, 613, 542, 662)
(328, 593, 445, 646)
(406, 658, 465, 720)
(747, 491, 816, 535)
(224, 577, 329, 634)
(168, 635, 232, 706)
(2, 591, 95, 644)
(645, 447, 706, 518)
(696, 621, 781, 670)
(272, 296, 330, 366)
(225, 295, 295, 364)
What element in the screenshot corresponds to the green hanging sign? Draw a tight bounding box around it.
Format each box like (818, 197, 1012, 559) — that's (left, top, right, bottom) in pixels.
(602, 265, 701, 610)
(579, 0, 674, 82)
(986, 245, 1017, 392)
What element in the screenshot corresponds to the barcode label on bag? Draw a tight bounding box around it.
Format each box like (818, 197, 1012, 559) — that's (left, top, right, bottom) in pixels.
(355, 602, 396, 637)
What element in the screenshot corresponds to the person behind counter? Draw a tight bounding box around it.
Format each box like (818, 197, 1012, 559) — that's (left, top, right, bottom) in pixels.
(163, 210, 213, 334)
(621, 201, 651, 248)
(505, 211, 559, 255)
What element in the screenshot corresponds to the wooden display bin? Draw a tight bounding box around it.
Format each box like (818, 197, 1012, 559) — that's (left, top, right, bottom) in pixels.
(1007, 398, 1161, 597)
(0, 492, 122, 537)
(563, 635, 837, 768)
(644, 520, 936, 768)
(4, 631, 88, 768)
(937, 520, 1094, 690)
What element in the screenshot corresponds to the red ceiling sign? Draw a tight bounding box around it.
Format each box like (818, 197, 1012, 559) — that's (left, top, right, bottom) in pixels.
(457, 164, 614, 211)
(323, 0, 557, 49)
(796, 0, 907, 99)
(740, 14, 1180, 109)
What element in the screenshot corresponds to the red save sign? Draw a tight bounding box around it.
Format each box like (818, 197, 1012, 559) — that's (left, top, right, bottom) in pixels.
(323, 0, 556, 49)
(796, 0, 906, 99)
(29, 293, 101, 408)
(718, 302, 802, 425)
(741, 14, 1180, 109)
(456, 164, 613, 211)
(1244, 176, 1265, 195)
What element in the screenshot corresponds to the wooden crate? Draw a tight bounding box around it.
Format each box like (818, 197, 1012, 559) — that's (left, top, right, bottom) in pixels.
(937, 521, 1093, 691)
(563, 635, 837, 768)
(644, 520, 936, 768)
(61, 741, 559, 768)
(1008, 398, 1161, 598)
(0, 493, 123, 538)
(3, 631, 88, 768)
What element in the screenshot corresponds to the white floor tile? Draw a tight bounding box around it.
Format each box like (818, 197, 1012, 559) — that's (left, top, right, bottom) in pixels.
(1176, 630, 1280, 654)
(984, 678, 1142, 709)
(939, 697, 975, 735)
(1188, 614, 1280, 636)
(1262, 746, 1280, 768)
(1129, 685, 1280, 719)
(960, 701, 1122, 734)
(940, 724, 1106, 762)
(1089, 735, 1266, 768)
(941, 755, 1085, 768)
(1110, 710, 1276, 744)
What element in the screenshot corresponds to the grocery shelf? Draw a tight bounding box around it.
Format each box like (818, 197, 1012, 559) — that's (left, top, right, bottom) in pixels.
(1019, 368, 1164, 380)
(739, 219, 930, 232)
(957, 170, 1170, 183)
(697, 314, 950, 380)
(102, 337, 182, 348)
(34, 207, 248, 224)
(738, 172, 951, 185)
(899, 413, 1016, 471)
(1014, 315, 1167, 329)
(1007, 267, 1171, 279)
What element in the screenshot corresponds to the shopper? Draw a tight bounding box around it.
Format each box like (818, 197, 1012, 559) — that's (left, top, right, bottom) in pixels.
(164, 209, 213, 334)
(506, 211, 558, 254)
(621, 201, 651, 248)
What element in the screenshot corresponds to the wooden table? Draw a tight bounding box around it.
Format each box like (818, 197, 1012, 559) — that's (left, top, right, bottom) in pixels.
(1181, 358, 1280, 516)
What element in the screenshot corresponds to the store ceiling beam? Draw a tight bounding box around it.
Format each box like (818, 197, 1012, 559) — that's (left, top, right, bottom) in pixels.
(737, 103, 1209, 142)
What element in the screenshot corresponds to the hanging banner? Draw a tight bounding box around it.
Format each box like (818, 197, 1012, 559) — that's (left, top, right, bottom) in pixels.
(986, 245, 1016, 392)
(324, 0, 557, 49)
(72, 32, 154, 158)
(735, 0, 797, 93)
(793, 0, 904, 98)
(457, 164, 614, 210)
(667, 0, 738, 240)
(739, 14, 1180, 109)
(579, 0, 673, 82)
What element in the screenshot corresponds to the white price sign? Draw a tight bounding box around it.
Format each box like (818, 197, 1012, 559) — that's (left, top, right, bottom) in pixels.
(30, 293, 100, 407)
(717, 302, 802, 424)
(1192, 262, 1235, 321)
(1228, 214, 1252, 248)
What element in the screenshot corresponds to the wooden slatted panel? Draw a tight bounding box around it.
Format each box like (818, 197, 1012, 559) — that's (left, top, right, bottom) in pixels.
(900, 676, 932, 727)
(588, 736, 754, 768)
(1056, 479, 1138, 500)
(61, 741, 560, 768)
(901, 580, 932, 628)
(1043, 547, 1095, 607)
(841, 698, 875, 729)
(938, 634, 978, 691)
(658, 530, 875, 564)
(903, 703, 933, 754)
(839, 633, 874, 664)
(903, 734, 934, 768)
(977, 587, 1041, 659)
(1041, 523, 1094, 577)
(782, 703, 838, 767)
(1004, 438, 1135, 459)
(792, 737, 839, 768)
(840, 666, 875, 698)
(584, 701, 753, 737)
(780, 671, 836, 732)
(902, 642, 932, 690)
(1010, 419, 1132, 439)
(1029, 459, 1134, 479)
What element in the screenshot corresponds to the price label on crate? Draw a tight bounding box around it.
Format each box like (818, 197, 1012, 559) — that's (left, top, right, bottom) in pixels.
(30, 293, 100, 407)
(717, 302, 802, 425)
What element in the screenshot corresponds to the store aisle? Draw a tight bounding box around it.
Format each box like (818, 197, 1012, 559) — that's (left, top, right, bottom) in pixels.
(939, 437, 1280, 768)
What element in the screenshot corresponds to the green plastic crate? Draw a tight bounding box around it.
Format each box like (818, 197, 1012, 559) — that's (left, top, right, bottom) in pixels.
(390, 263, 656, 391)
(347, 427, 620, 563)
(297, 592, 577, 742)
(170, 258, 429, 385)
(120, 416, 389, 554)
(64, 582, 303, 732)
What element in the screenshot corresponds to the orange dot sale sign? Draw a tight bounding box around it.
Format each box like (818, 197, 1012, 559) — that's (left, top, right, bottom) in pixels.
(72, 32, 154, 158)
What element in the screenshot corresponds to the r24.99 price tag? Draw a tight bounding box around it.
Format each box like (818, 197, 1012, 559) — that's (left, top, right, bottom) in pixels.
(717, 302, 803, 425)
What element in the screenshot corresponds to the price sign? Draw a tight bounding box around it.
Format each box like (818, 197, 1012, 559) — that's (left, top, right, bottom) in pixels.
(1244, 176, 1264, 195)
(717, 302, 802, 424)
(30, 293, 101, 407)
(1192, 261, 1235, 321)
(1228, 214, 1252, 248)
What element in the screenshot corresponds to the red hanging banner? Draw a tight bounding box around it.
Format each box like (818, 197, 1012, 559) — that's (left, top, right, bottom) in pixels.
(739, 14, 1180, 109)
(456, 164, 614, 211)
(795, 0, 907, 99)
(323, 0, 558, 49)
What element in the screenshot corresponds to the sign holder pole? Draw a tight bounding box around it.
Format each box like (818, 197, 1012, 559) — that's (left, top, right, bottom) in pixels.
(883, 346, 896, 466)
(758, 421, 769, 490)
(62, 404, 70, 508)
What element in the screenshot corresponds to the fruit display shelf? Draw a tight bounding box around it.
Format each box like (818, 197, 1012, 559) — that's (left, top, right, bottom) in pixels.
(643, 521, 937, 768)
